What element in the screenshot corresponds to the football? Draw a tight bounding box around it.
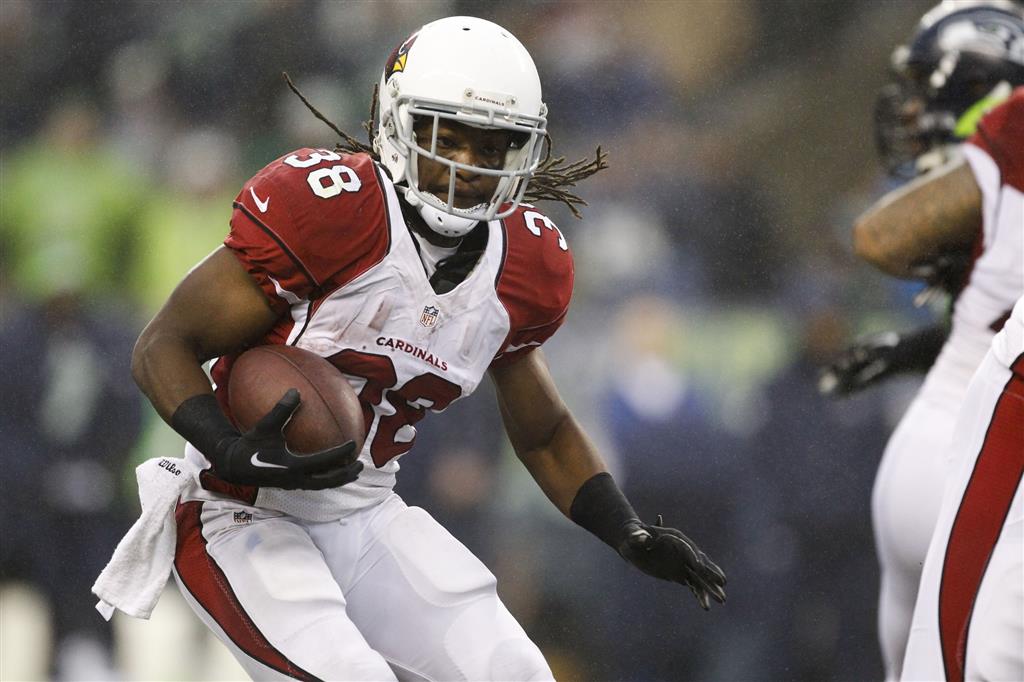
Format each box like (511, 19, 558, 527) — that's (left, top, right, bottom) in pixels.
(227, 345, 365, 456)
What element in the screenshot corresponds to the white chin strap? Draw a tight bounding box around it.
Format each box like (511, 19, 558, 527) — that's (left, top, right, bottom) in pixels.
(403, 187, 481, 238)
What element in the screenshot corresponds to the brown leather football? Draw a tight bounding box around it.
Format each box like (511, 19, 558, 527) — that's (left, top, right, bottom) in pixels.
(227, 345, 365, 456)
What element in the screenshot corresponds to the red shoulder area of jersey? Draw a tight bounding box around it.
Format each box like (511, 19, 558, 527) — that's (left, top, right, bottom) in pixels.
(492, 204, 574, 367)
(968, 87, 1024, 192)
(226, 149, 392, 311)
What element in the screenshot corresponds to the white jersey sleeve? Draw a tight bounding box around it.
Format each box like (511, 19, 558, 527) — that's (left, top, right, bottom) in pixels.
(921, 88, 1024, 403)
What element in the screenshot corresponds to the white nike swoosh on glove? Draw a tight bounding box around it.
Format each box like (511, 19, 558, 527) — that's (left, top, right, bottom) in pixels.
(250, 452, 288, 469)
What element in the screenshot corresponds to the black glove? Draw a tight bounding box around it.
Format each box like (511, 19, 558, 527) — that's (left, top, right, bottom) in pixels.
(910, 250, 973, 306)
(618, 515, 727, 611)
(819, 324, 948, 397)
(208, 389, 362, 490)
(570, 473, 726, 611)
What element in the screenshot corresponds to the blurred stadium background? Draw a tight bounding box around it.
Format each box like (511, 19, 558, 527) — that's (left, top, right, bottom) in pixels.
(1, 0, 946, 680)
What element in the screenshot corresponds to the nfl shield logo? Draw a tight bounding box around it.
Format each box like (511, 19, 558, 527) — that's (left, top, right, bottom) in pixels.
(420, 305, 440, 328)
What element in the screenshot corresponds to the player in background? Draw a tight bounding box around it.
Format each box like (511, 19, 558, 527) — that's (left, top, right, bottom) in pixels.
(823, 0, 1024, 392)
(95, 17, 725, 681)
(902, 292, 1023, 682)
(822, 3, 1024, 679)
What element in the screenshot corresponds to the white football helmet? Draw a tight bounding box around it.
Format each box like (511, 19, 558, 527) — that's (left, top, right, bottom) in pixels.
(374, 16, 548, 237)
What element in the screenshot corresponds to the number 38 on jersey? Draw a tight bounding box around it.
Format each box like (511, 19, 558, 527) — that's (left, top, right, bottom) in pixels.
(284, 149, 362, 199)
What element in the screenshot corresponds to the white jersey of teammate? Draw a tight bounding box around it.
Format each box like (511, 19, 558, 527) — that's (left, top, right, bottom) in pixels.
(902, 294, 1024, 682)
(181, 148, 572, 521)
(873, 88, 1024, 679)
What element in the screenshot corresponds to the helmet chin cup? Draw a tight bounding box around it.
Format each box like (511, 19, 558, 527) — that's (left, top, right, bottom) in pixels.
(404, 187, 480, 238)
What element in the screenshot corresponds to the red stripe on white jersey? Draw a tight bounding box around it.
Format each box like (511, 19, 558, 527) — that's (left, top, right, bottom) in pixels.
(174, 501, 320, 681)
(938, 355, 1024, 682)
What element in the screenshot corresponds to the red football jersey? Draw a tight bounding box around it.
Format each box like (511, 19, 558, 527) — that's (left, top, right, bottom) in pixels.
(198, 149, 574, 519)
(969, 87, 1024, 192)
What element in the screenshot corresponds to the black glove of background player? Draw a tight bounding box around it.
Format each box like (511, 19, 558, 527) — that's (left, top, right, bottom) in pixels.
(819, 324, 948, 397)
(909, 250, 973, 307)
(618, 515, 727, 611)
(172, 389, 362, 490)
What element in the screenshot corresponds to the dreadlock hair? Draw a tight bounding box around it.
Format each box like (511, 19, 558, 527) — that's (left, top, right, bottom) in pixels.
(283, 72, 375, 156)
(527, 144, 608, 219)
(283, 72, 608, 218)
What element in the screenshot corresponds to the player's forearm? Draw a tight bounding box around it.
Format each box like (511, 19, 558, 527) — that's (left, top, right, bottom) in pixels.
(518, 413, 647, 554)
(511, 411, 609, 517)
(490, 351, 617, 519)
(853, 160, 981, 278)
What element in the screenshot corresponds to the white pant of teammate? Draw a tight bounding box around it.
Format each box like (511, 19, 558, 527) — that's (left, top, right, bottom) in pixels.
(172, 492, 553, 681)
(872, 391, 959, 680)
(902, 351, 1024, 682)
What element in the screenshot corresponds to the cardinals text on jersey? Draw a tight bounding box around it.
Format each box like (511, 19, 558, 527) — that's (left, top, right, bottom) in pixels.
(187, 148, 573, 521)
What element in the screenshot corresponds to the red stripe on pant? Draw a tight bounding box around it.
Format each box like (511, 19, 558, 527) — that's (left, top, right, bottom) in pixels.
(174, 501, 321, 682)
(939, 356, 1024, 682)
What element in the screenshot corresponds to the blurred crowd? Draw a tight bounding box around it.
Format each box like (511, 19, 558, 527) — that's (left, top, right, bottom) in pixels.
(1, 0, 944, 680)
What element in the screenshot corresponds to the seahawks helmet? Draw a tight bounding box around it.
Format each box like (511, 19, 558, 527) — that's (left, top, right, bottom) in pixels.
(875, 0, 1024, 176)
(374, 17, 548, 237)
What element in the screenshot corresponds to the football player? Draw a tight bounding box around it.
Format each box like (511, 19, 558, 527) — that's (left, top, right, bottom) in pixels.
(104, 17, 726, 681)
(822, 0, 1024, 397)
(902, 288, 1023, 682)
(837, 3, 1024, 678)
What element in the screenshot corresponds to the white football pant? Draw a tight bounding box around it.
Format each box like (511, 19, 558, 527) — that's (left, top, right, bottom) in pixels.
(902, 351, 1023, 682)
(872, 393, 958, 680)
(172, 492, 553, 682)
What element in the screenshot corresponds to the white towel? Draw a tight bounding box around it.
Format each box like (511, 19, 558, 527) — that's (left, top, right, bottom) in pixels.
(92, 456, 197, 620)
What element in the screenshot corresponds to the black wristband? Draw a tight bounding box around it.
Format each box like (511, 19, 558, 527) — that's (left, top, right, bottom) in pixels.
(569, 472, 641, 551)
(169, 394, 240, 465)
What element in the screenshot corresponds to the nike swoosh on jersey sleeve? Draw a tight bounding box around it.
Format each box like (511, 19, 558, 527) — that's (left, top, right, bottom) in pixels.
(226, 151, 392, 313)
